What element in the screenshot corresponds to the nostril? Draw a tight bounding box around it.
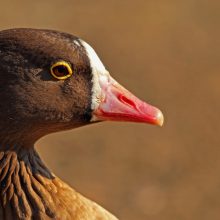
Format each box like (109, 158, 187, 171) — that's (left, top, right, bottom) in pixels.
(118, 94, 137, 109)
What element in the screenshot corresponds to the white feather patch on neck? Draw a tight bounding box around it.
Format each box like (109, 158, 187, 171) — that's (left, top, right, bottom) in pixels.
(80, 40, 110, 115)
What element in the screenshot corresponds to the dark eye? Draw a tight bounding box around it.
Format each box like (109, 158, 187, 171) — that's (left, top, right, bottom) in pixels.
(50, 61, 73, 80)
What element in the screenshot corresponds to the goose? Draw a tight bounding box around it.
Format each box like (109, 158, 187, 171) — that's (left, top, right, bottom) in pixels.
(0, 28, 164, 220)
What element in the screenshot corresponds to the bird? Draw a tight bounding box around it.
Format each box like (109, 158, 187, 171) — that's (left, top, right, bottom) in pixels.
(0, 28, 164, 220)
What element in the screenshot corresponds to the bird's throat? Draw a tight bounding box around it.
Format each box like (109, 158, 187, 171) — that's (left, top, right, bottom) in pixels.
(0, 145, 60, 219)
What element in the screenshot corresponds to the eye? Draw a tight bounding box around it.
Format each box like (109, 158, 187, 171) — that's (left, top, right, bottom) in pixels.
(50, 61, 73, 80)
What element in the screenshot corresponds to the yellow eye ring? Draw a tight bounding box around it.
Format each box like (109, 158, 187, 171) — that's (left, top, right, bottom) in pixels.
(50, 61, 73, 80)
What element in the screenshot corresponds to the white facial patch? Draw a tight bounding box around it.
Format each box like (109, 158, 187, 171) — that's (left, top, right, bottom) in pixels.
(80, 39, 110, 119)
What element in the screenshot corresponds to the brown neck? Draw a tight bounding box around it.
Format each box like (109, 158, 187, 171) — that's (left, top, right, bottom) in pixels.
(0, 145, 59, 219)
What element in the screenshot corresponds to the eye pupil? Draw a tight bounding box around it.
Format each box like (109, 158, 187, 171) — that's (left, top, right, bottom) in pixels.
(50, 61, 73, 80)
(53, 65, 69, 77)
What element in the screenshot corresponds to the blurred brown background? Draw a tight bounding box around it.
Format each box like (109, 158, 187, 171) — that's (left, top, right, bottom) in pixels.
(1, 0, 220, 219)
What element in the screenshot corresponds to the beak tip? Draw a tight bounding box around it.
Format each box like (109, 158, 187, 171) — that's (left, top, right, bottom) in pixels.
(156, 110, 164, 127)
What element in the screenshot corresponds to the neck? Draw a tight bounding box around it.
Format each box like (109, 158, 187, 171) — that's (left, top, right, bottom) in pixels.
(0, 144, 59, 219)
(0, 143, 119, 220)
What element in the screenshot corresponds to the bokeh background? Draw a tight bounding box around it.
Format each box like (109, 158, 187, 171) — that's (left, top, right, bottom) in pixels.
(1, 0, 220, 219)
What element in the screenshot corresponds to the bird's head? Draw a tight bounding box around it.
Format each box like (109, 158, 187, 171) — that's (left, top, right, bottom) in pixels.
(0, 28, 163, 145)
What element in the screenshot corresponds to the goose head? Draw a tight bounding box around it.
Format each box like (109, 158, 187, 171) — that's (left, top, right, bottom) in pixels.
(0, 28, 163, 146)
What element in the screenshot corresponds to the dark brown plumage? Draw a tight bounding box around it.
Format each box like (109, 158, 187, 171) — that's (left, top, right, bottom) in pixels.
(0, 29, 93, 144)
(0, 28, 163, 219)
(0, 28, 118, 220)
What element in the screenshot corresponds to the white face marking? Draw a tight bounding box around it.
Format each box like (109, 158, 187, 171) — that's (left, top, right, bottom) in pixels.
(79, 39, 110, 121)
